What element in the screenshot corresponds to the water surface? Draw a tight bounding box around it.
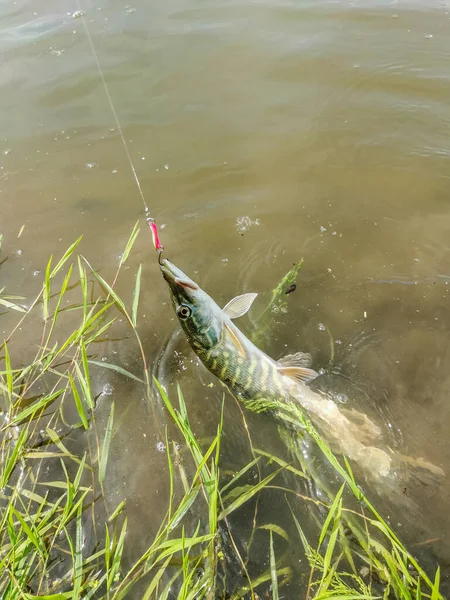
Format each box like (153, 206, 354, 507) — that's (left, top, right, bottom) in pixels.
(2, 0, 450, 594)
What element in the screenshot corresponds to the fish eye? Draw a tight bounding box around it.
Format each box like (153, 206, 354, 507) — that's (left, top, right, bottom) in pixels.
(177, 304, 192, 320)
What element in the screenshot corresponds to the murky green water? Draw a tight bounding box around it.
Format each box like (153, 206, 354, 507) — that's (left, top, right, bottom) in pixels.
(2, 0, 450, 595)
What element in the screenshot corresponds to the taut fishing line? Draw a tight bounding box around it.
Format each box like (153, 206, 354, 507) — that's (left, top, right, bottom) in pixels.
(77, 4, 164, 256)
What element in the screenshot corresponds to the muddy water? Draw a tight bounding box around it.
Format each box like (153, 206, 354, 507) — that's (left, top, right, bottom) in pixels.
(2, 0, 450, 594)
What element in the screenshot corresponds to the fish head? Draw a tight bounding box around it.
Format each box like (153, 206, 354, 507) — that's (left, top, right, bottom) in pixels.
(160, 258, 224, 350)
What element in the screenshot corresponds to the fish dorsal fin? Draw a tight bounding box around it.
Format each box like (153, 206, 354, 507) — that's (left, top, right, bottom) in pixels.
(224, 322, 247, 359)
(277, 352, 312, 369)
(278, 365, 318, 384)
(223, 293, 258, 319)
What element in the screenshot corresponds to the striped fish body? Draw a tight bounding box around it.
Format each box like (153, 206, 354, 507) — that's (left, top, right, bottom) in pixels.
(161, 258, 435, 482)
(159, 259, 317, 406)
(199, 320, 289, 403)
(160, 259, 449, 485)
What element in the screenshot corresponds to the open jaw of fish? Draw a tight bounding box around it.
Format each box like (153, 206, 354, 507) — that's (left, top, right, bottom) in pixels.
(159, 257, 445, 486)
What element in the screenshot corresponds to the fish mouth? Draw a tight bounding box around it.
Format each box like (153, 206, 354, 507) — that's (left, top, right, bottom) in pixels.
(160, 259, 199, 292)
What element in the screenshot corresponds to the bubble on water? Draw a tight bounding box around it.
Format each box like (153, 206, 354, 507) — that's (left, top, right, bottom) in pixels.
(33, 270, 42, 277)
(16, 249, 23, 256)
(111, 169, 118, 174)
(156, 441, 166, 453)
(50, 48, 65, 56)
(141, 156, 145, 160)
(3, 149, 12, 156)
(413, 257, 420, 263)
(222, 258, 229, 264)
(425, 34, 434, 39)
(102, 382, 114, 396)
(72, 10, 85, 18)
(126, 6, 136, 14)
(335, 338, 342, 345)
(86, 162, 98, 169)
(160, 223, 167, 229)
(320, 225, 327, 232)
(318, 323, 326, 331)
(336, 393, 348, 404)
(236, 216, 260, 234)
(164, 164, 169, 170)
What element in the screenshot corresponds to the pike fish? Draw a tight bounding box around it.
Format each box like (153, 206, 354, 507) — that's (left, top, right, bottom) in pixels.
(160, 258, 318, 405)
(159, 258, 444, 483)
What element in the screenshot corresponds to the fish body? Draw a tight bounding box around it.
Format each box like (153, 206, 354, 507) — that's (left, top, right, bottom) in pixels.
(160, 257, 444, 484)
(160, 259, 317, 406)
(202, 319, 288, 402)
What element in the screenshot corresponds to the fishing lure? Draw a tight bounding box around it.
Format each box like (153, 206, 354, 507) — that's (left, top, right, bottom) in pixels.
(145, 208, 164, 261)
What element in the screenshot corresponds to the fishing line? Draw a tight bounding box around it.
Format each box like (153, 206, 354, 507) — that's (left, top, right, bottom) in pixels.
(77, 4, 164, 257)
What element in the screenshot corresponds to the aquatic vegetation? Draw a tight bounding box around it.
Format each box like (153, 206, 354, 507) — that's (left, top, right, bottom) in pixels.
(0, 227, 444, 598)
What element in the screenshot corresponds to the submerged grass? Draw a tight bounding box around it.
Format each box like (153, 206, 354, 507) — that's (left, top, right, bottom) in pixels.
(0, 230, 444, 599)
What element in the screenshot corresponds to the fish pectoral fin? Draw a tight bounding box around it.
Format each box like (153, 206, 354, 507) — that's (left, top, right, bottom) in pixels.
(277, 351, 312, 368)
(223, 293, 258, 319)
(224, 322, 247, 359)
(277, 365, 318, 384)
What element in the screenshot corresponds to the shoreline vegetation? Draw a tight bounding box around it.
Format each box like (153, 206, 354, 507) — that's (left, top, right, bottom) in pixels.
(0, 226, 443, 599)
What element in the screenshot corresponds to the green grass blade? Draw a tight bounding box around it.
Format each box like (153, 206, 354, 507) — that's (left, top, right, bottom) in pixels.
(73, 504, 84, 598)
(11, 506, 43, 556)
(254, 447, 307, 480)
(77, 255, 88, 323)
(69, 373, 89, 430)
(319, 484, 344, 547)
(219, 466, 284, 519)
(258, 524, 289, 543)
(23, 593, 75, 599)
(120, 220, 139, 265)
(47, 264, 73, 339)
(169, 486, 201, 532)
(11, 389, 64, 425)
(107, 517, 127, 589)
(88, 360, 145, 384)
(0, 297, 27, 312)
(80, 339, 93, 410)
(45, 428, 85, 466)
(3, 340, 13, 402)
(132, 264, 142, 327)
(416, 578, 422, 600)
(220, 456, 261, 494)
(109, 501, 126, 522)
(99, 401, 114, 484)
(142, 556, 172, 600)
(269, 531, 279, 600)
(83, 259, 130, 320)
(50, 236, 82, 278)
(319, 499, 342, 591)
(431, 566, 441, 600)
(156, 534, 215, 563)
(43, 255, 52, 321)
(1, 426, 28, 487)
